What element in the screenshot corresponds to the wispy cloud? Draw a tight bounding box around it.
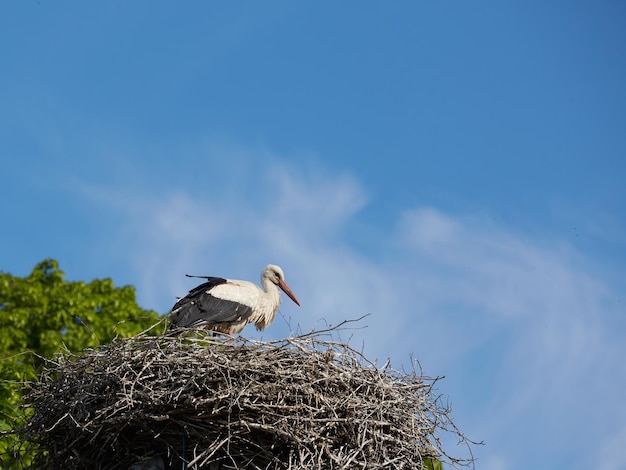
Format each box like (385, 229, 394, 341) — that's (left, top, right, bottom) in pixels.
(395, 207, 625, 466)
(74, 147, 625, 470)
(594, 424, 626, 470)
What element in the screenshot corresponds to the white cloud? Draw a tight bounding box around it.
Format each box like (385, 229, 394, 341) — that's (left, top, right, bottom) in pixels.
(592, 424, 626, 470)
(395, 207, 626, 466)
(75, 149, 625, 470)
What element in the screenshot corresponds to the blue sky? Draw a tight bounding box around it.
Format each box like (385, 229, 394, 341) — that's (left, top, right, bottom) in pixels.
(2, 2, 625, 468)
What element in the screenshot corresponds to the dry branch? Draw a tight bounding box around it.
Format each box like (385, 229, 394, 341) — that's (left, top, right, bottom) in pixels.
(15, 329, 474, 469)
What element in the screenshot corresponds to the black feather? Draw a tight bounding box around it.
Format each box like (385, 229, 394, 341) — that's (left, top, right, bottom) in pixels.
(169, 278, 254, 329)
(184, 277, 227, 297)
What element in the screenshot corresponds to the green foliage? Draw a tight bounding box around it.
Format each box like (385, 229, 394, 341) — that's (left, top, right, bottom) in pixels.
(423, 457, 444, 470)
(0, 259, 161, 466)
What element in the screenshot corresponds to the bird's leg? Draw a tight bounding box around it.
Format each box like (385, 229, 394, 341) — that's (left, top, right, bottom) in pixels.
(224, 329, 236, 345)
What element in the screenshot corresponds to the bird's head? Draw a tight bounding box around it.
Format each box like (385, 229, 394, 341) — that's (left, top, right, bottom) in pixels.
(264, 264, 301, 307)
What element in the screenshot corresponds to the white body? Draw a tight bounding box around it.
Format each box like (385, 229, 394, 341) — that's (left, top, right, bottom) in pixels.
(210, 278, 282, 332)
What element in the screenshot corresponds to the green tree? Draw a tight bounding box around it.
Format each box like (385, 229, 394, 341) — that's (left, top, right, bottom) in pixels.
(423, 457, 444, 470)
(0, 259, 161, 466)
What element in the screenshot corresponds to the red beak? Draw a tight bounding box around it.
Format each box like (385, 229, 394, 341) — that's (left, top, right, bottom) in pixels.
(279, 280, 301, 307)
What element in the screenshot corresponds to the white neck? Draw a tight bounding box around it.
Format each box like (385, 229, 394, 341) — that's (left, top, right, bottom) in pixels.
(254, 278, 281, 330)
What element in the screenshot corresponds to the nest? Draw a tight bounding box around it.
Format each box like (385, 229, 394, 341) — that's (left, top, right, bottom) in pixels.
(18, 326, 473, 469)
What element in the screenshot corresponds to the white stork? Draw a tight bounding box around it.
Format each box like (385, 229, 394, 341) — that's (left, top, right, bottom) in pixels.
(169, 264, 300, 334)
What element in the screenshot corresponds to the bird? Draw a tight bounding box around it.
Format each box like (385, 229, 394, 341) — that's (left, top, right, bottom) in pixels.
(169, 264, 300, 334)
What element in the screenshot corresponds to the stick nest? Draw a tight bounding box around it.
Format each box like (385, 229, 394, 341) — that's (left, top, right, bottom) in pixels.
(19, 329, 472, 469)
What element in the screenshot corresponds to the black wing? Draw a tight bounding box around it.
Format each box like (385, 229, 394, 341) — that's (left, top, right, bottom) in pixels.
(185, 277, 227, 298)
(169, 278, 254, 329)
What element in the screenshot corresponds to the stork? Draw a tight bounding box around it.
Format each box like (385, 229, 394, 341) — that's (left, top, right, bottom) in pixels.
(169, 264, 300, 334)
